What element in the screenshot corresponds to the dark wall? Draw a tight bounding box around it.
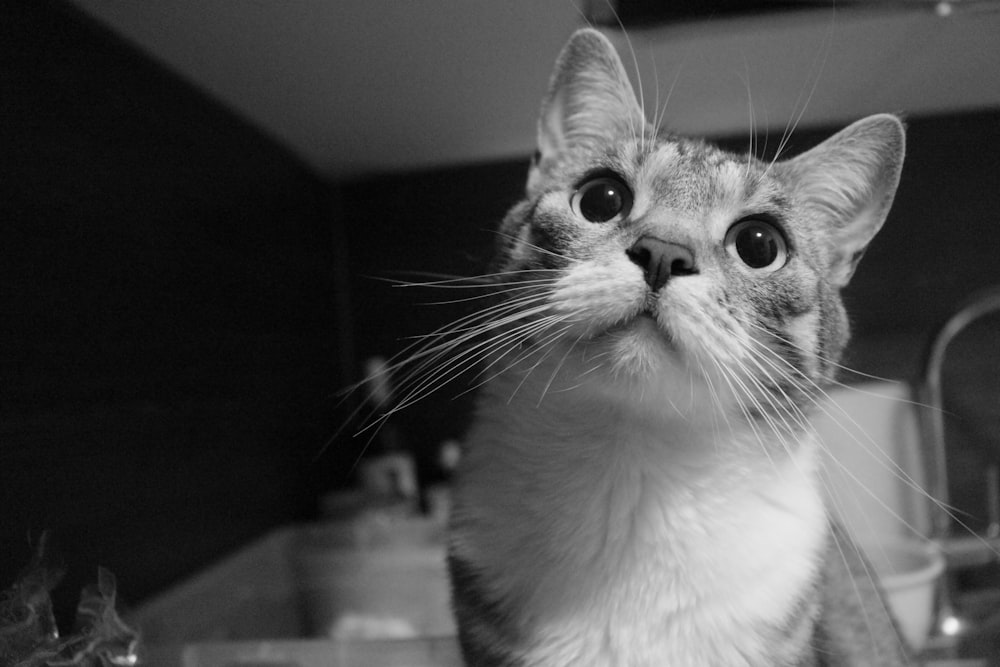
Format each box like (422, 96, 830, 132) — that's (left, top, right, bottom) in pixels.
(340, 161, 529, 482)
(1, 0, 353, 619)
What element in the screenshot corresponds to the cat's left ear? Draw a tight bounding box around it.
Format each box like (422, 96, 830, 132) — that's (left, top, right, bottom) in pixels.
(532, 29, 647, 178)
(779, 114, 905, 287)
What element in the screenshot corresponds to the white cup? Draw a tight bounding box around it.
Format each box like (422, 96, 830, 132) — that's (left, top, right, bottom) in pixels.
(863, 538, 945, 650)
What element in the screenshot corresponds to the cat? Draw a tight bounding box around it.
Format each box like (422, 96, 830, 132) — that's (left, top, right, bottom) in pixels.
(442, 28, 909, 667)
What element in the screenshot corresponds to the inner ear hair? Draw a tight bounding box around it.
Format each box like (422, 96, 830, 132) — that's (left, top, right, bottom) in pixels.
(536, 29, 647, 164)
(780, 114, 905, 287)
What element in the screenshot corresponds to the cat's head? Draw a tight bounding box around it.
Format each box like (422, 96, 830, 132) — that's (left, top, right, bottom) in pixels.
(490, 29, 904, 420)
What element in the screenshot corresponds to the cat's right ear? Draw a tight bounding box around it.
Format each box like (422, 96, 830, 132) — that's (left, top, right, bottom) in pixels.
(779, 114, 905, 287)
(530, 29, 647, 189)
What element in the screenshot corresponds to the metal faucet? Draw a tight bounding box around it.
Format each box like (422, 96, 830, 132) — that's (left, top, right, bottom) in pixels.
(915, 285, 1000, 647)
(916, 285, 1000, 546)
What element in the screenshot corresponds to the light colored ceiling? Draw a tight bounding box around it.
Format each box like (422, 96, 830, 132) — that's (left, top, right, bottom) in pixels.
(71, 1, 1000, 179)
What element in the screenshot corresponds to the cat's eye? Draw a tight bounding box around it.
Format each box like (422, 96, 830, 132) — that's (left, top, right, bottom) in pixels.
(571, 174, 632, 223)
(725, 218, 788, 272)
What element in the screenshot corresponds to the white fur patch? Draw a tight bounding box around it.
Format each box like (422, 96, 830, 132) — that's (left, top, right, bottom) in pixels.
(785, 308, 820, 377)
(451, 346, 827, 667)
(641, 143, 680, 187)
(714, 160, 746, 211)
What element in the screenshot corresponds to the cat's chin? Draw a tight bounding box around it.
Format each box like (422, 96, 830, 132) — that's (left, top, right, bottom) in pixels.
(598, 311, 683, 375)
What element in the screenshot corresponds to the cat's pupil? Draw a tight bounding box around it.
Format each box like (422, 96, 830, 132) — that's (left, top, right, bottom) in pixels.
(574, 176, 631, 223)
(735, 223, 780, 268)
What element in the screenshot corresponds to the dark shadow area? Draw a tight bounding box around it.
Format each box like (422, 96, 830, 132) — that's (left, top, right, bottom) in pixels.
(1, 0, 352, 622)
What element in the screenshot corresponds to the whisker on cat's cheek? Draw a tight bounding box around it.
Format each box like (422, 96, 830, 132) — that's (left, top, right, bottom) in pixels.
(730, 326, 966, 549)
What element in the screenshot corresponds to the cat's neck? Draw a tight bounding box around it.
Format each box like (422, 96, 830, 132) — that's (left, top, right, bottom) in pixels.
(462, 343, 823, 531)
(470, 337, 782, 471)
(452, 345, 828, 664)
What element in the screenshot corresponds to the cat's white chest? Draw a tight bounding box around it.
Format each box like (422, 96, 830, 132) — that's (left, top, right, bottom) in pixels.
(451, 366, 827, 666)
(521, 468, 824, 667)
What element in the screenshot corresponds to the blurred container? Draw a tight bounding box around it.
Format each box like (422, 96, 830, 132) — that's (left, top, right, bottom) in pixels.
(142, 635, 462, 667)
(129, 524, 461, 667)
(865, 537, 946, 651)
(291, 517, 454, 640)
(813, 380, 929, 544)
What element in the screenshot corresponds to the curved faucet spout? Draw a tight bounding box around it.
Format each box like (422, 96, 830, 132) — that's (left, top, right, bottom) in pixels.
(916, 285, 1000, 539)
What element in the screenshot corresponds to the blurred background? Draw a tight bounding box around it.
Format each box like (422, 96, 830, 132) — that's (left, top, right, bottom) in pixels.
(2, 0, 999, 628)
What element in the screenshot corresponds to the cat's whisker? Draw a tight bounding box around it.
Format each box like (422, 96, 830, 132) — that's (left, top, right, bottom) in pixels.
(420, 316, 572, 404)
(342, 292, 545, 385)
(461, 317, 578, 398)
(707, 355, 781, 468)
(657, 61, 683, 140)
(741, 373, 795, 446)
(363, 296, 554, 396)
(408, 285, 554, 312)
(696, 358, 734, 453)
(388, 272, 565, 290)
(722, 335, 916, 536)
(344, 256, 577, 437)
(403, 290, 554, 338)
(736, 343, 928, 531)
(547, 349, 609, 395)
(379, 336, 539, 426)
(369, 270, 493, 285)
(648, 51, 662, 159)
(743, 373, 812, 453)
(715, 339, 811, 440)
(745, 335, 931, 496)
(740, 56, 756, 180)
(598, 6, 647, 155)
(738, 371, 806, 461)
(534, 331, 589, 407)
(727, 344, 922, 661)
(741, 320, 943, 438)
(491, 229, 577, 264)
(736, 341, 818, 431)
(731, 315, 941, 431)
(736, 327, 991, 554)
(733, 313, 918, 392)
(414, 289, 544, 307)
(388, 307, 564, 409)
(500, 323, 579, 405)
(763, 7, 835, 177)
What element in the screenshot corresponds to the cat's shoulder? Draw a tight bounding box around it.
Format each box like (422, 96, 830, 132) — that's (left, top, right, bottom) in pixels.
(814, 521, 911, 665)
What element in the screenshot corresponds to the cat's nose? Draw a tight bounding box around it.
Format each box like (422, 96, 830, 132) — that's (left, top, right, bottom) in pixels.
(626, 236, 697, 291)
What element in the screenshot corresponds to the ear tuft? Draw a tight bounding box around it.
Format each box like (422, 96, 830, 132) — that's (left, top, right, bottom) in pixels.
(780, 114, 905, 287)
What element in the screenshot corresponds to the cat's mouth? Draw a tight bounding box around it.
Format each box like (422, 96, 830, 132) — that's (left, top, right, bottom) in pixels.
(634, 310, 669, 334)
(633, 310, 658, 325)
(602, 309, 675, 346)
